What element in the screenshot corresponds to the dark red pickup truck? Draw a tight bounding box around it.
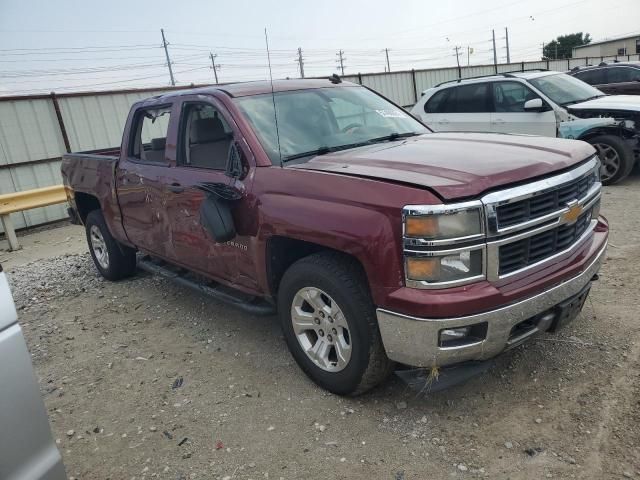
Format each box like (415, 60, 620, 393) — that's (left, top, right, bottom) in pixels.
(62, 78, 608, 395)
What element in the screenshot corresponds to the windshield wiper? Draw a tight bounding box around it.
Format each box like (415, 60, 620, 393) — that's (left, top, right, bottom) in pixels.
(281, 132, 422, 163)
(562, 95, 605, 106)
(365, 131, 422, 144)
(282, 146, 333, 162)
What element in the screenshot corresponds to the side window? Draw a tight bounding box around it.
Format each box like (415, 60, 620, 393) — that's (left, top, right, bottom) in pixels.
(608, 67, 637, 83)
(425, 89, 451, 114)
(492, 82, 539, 112)
(451, 83, 490, 113)
(179, 103, 233, 170)
(129, 106, 171, 163)
(574, 69, 605, 85)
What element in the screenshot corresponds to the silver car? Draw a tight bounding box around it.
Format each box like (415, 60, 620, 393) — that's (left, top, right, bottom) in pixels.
(0, 263, 67, 480)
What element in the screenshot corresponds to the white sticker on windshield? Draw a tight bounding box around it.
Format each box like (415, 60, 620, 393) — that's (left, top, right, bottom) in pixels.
(375, 109, 407, 118)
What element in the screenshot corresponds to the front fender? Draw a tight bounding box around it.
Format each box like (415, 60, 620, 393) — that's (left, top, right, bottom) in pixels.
(559, 117, 621, 140)
(256, 192, 405, 305)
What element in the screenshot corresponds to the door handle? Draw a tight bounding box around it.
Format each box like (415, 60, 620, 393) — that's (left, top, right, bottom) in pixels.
(438, 119, 450, 124)
(168, 183, 185, 193)
(492, 118, 507, 124)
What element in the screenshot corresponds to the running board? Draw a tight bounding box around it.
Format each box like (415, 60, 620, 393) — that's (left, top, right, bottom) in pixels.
(137, 257, 276, 316)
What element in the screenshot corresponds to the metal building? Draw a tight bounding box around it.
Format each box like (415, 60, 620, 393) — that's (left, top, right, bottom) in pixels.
(573, 34, 640, 58)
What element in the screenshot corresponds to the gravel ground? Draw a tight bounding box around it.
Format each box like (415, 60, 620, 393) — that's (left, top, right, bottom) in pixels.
(4, 173, 640, 480)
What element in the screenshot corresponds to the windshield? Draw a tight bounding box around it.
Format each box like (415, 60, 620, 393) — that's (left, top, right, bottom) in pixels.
(234, 86, 429, 164)
(528, 73, 604, 107)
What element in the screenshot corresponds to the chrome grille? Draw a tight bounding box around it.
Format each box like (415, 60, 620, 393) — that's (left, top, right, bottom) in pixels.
(482, 156, 601, 282)
(496, 170, 597, 228)
(498, 205, 594, 275)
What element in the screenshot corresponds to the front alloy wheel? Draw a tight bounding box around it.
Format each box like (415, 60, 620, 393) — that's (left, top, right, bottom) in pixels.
(593, 142, 620, 184)
(291, 287, 352, 372)
(278, 252, 393, 396)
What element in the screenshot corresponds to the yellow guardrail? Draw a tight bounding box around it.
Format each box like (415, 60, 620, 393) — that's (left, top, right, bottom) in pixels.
(0, 185, 68, 251)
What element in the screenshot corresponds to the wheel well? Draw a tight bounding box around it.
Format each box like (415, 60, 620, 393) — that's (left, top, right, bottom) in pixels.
(74, 192, 101, 223)
(266, 236, 367, 296)
(578, 127, 635, 142)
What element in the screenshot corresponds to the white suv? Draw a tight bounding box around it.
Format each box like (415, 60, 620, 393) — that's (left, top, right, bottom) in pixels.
(411, 70, 640, 184)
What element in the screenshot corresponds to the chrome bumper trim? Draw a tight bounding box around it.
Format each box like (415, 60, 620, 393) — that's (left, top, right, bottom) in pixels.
(376, 239, 607, 367)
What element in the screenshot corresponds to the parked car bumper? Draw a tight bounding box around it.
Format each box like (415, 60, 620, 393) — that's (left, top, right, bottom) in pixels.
(376, 229, 608, 368)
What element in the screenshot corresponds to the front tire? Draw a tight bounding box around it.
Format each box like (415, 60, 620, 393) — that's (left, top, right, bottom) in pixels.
(588, 135, 635, 185)
(85, 210, 136, 281)
(278, 252, 393, 396)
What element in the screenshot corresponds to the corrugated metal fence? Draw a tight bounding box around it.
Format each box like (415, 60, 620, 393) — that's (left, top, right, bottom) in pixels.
(1, 53, 639, 232)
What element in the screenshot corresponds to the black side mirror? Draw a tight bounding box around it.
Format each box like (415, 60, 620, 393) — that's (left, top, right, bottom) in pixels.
(196, 182, 243, 243)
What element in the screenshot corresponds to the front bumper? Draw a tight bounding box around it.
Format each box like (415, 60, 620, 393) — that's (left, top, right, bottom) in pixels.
(377, 238, 607, 367)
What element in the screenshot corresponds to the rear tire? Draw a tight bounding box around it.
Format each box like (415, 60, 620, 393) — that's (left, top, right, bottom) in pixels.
(85, 210, 136, 281)
(278, 252, 393, 396)
(588, 135, 634, 185)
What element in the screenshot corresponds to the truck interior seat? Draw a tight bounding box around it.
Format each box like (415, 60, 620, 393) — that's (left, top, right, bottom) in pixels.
(189, 117, 230, 169)
(145, 137, 166, 163)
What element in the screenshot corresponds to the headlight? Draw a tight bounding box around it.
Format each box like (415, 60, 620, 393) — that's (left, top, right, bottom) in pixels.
(404, 202, 483, 242)
(403, 201, 486, 288)
(405, 249, 484, 284)
(594, 157, 602, 183)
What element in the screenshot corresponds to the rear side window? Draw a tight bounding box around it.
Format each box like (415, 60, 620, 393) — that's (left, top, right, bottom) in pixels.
(425, 84, 490, 113)
(608, 67, 640, 83)
(574, 69, 606, 85)
(454, 83, 490, 112)
(425, 89, 451, 113)
(129, 106, 172, 163)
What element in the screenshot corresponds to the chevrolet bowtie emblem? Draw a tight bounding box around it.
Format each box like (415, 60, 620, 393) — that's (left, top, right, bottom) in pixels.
(561, 202, 583, 224)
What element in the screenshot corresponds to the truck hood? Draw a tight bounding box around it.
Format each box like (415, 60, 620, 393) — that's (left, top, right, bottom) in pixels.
(568, 95, 640, 112)
(290, 132, 594, 200)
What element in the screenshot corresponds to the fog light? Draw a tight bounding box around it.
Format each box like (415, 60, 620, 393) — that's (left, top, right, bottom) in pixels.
(440, 327, 470, 340)
(439, 323, 488, 348)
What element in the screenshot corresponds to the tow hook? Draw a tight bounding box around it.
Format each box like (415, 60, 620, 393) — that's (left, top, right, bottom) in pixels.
(591, 274, 599, 282)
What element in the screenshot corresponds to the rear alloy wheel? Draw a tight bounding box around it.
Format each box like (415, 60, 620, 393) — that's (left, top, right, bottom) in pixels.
(85, 210, 137, 281)
(89, 225, 110, 270)
(589, 135, 635, 185)
(278, 252, 393, 396)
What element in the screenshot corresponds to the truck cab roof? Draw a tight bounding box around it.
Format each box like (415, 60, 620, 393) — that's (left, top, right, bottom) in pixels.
(144, 78, 359, 104)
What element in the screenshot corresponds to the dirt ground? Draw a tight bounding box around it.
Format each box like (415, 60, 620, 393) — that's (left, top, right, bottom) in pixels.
(2, 173, 640, 480)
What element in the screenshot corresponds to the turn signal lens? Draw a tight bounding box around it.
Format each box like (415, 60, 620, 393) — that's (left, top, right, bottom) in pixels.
(406, 257, 440, 281)
(405, 216, 438, 237)
(404, 208, 482, 240)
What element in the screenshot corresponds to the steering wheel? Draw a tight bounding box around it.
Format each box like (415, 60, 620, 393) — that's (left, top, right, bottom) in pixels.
(341, 123, 364, 134)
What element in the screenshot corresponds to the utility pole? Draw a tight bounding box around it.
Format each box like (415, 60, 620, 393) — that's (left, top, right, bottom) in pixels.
(384, 48, 391, 72)
(337, 49, 346, 75)
(160, 28, 175, 86)
(454, 46, 461, 78)
(505, 27, 511, 64)
(209, 52, 219, 84)
(467, 46, 470, 66)
(492, 29, 498, 71)
(555, 42, 558, 59)
(296, 47, 305, 78)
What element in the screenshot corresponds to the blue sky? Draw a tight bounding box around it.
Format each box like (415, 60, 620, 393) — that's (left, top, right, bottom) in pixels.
(0, 0, 639, 94)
